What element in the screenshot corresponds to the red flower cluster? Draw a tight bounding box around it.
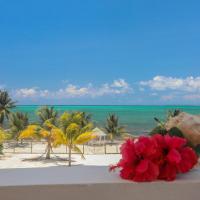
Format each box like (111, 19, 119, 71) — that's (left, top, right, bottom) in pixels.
(110, 134, 198, 182)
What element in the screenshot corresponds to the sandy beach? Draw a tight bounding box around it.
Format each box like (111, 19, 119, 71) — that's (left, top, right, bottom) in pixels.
(0, 139, 122, 169)
(0, 153, 121, 169)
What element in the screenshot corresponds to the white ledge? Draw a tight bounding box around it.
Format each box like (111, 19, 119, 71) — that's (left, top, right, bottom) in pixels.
(0, 166, 200, 200)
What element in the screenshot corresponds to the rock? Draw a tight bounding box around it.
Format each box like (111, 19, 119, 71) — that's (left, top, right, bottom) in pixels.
(165, 112, 200, 146)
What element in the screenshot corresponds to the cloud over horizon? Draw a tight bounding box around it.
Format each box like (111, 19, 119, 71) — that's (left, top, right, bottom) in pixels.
(140, 76, 200, 92)
(140, 76, 200, 102)
(14, 79, 132, 100)
(1, 76, 200, 104)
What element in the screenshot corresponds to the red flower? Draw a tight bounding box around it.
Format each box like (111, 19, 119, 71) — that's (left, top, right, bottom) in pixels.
(178, 147, 197, 173)
(110, 136, 160, 182)
(153, 134, 198, 181)
(158, 163, 177, 181)
(133, 159, 159, 182)
(110, 134, 198, 182)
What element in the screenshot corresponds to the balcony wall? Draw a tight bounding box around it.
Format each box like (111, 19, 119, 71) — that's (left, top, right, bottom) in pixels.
(0, 166, 200, 200)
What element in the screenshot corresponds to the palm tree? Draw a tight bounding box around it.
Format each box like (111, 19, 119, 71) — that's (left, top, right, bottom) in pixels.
(37, 106, 58, 126)
(9, 112, 29, 141)
(0, 90, 16, 127)
(19, 112, 95, 162)
(19, 120, 66, 159)
(19, 106, 60, 159)
(79, 112, 92, 127)
(58, 112, 95, 166)
(105, 114, 125, 142)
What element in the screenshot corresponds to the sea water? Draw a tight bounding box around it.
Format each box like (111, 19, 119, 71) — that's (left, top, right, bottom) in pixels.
(12, 105, 200, 135)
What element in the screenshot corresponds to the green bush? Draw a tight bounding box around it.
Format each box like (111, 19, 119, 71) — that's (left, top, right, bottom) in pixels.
(150, 126, 184, 137)
(150, 126, 167, 136)
(168, 127, 184, 138)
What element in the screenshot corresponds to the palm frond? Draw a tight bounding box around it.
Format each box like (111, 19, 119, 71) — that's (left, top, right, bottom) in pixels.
(75, 131, 96, 144)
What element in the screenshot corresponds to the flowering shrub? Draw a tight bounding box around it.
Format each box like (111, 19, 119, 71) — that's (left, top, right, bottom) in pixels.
(110, 134, 198, 182)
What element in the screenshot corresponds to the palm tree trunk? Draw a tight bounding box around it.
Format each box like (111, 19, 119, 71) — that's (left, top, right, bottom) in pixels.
(110, 133, 114, 143)
(17, 132, 23, 145)
(68, 145, 72, 166)
(46, 139, 51, 159)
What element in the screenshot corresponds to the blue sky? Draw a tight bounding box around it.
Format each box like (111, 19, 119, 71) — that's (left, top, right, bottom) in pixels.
(0, 0, 200, 105)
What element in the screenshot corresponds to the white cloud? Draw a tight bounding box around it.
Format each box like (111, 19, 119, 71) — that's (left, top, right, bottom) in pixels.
(57, 84, 91, 97)
(140, 76, 200, 92)
(40, 90, 50, 97)
(14, 79, 132, 99)
(15, 88, 50, 98)
(56, 79, 131, 98)
(112, 79, 129, 88)
(16, 88, 38, 98)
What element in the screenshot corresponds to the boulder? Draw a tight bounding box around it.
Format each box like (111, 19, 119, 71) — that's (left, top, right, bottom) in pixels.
(165, 112, 200, 146)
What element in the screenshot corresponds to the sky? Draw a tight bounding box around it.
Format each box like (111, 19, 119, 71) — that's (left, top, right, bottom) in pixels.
(0, 0, 200, 105)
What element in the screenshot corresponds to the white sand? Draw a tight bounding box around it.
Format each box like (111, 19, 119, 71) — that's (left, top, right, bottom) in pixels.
(0, 153, 121, 169)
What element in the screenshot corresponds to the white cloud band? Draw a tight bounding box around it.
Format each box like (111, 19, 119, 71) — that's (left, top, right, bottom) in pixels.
(14, 79, 132, 99)
(140, 76, 200, 92)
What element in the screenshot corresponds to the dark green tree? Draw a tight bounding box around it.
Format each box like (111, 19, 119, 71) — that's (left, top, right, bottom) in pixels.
(79, 112, 92, 128)
(0, 90, 16, 127)
(9, 112, 29, 140)
(37, 106, 58, 126)
(105, 114, 125, 142)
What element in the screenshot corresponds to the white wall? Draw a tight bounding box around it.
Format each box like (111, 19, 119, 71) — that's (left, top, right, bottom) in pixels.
(0, 166, 200, 200)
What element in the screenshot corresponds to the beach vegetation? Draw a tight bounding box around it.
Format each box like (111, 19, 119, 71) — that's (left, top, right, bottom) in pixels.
(19, 120, 66, 159)
(58, 112, 95, 166)
(19, 111, 95, 163)
(0, 90, 16, 127)
(78, 111, 92, 127)
(37, 106, 58, 126)
(105, 114, 125, 142)
(8, 112, 29, 142)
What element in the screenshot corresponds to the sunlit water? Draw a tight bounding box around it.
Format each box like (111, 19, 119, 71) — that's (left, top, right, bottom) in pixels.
(12, 105, 200, 135)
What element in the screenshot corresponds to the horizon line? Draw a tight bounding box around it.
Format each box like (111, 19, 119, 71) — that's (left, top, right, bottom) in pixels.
(14, 104, 200, 106)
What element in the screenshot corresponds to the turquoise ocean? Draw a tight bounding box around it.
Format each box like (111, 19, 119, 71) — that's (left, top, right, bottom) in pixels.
(13, 105, 200, 135)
